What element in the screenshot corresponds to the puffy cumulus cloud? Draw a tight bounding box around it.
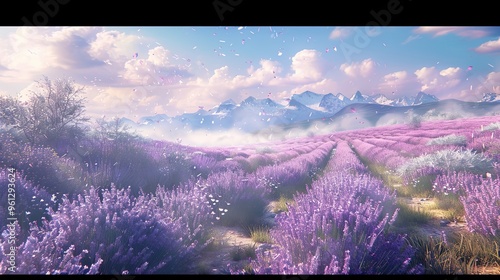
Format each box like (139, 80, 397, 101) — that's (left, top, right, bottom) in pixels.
(188, 59, 282, 98)
(475, 37, 500, 53)
(439, 67, 462, 78)
(88, 30, 142, 64)
(0, 28, 57, 77)
(414, 66, 464, 95)
(453, 72, 500, 102)
(146, 46, 171, 67)
(473, 71, 500, 95)
(208, 66, 230, 85)
(0, 27, 103, 74)
(329, 27, 352, 39)
(414, 66, 439, 91)
(0, 27, 143, 85)
(414, 26, 496, 38)
(379, 70, 412, 93)
(339, 58, 375, 78)
(288, 49, 329, 83)
(246, 59, 282, 86)
(122, 46, 191, 87)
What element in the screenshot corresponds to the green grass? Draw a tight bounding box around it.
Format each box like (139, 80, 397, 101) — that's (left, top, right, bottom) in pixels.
(407, 232, 500, 274)
(402, 174, 437, 198)
(249, 226, 273, 244)
(434, 194, 465, 222)
(392, 200, 433, 228)
(270, 196, 296, 213)
(354, 153, 403, 189)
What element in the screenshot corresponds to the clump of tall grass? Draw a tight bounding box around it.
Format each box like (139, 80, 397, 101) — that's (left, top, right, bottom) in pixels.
(426, 134, 467, 146)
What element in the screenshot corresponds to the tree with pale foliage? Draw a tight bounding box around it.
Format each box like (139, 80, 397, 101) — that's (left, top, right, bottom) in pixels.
(0, 76, 89, 149)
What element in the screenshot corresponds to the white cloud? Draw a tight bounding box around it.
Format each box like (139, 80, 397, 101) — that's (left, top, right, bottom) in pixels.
(122, 46, 191, 87)
(88, 29, 142, 64)
(340, 58, 375, 78)
(414, 66, 464, 94)
(439, 67, 462, 78)
(329, 27, 352, 39)
(414, 26, 493, 38)
(474, 71, 500, 95)
(146, 46, 171, 67)
(288, 49, 328, 83)
(475, 37, 500, 53)
(380, 70, 408, 89)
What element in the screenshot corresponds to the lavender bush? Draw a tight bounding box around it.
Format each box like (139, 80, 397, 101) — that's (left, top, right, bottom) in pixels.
(326, 141, 368, 174)
(255, 141, 335, 198)
(432, 171, 483, 196)
(0, 143, 85, 196)
(0, 184, 211, 274)
(460, 177, 500, 236)
(202, 170, 271, 227)
(0, 171, 55, 243)
(248, 171, 422, 274)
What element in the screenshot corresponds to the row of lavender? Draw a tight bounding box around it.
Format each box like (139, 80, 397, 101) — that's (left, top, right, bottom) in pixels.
(0, 134, 338, 274)
(242, 141, 423, 274)
(345, 116, 500, 237)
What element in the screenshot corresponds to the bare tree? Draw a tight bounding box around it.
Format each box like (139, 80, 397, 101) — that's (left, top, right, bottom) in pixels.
(0, 76, 89, 148)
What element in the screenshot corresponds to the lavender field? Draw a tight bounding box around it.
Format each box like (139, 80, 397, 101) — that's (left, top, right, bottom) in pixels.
(1, 113, 500, 275)
(2, 26, 500, 275)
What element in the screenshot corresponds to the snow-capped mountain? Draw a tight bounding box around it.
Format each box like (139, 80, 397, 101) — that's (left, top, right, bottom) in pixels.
(372, 94, 393, 106)
(481, 92, 500, 102)
(138, 114, 169, 125)
(336, 93, 351, 104)
(290, 91, 324, 106)
(392, 96, 414, 107)
(128, 90, 492, 135)
(412, 91, 439, 105)
(350, 91, 375, 104)
(319, 93, 350, 113)
(208, 99, 237, 115)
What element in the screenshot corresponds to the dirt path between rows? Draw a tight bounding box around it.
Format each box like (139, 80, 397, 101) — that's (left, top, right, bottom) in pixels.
(196, 225, 266, 274)
(195, 197, 500, 275)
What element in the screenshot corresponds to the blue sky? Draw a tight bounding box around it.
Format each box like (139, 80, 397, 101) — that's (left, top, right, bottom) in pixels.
(0, 26, 499, 121)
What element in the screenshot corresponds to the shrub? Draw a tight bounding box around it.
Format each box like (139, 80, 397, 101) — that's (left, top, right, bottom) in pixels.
(202, 170, 271, 228)
(0, 171, 55, 243)
(482, 122, 500, 131)
(248, 172, 422, 274)
(397, 148, 493, 177)
(0, 143, 85, 197)
(460, 178, 500, 236)
(0, 185, 210, 274)
(426, 134, 467, 146)
(432, 171, 483, 196)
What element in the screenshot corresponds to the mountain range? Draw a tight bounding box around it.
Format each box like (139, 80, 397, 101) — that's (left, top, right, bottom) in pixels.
(122, 91, 500, 134)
